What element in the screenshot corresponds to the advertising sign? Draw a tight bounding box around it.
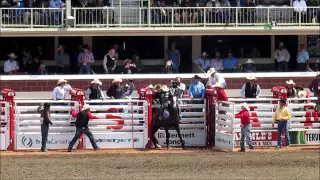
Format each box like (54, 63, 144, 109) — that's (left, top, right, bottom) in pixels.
(235, 131, 278, 146)
(215, 132, 234, 151)
(155, 130, 206, 147)
(0, 134, 6, 150)
(85, 132, 145, 149)
(290, 130, 320, 145)
(16, 134, 76, 149)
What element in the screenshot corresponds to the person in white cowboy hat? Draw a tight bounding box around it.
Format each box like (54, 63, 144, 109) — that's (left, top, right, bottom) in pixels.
(242, 59, 256, 73)
(85, 79, 104, 100)
(52, 79, 73, 100)
(68, 104, 99, 152)
(235, 102, 254, 152)
(206, 68, 226, 89)
(274, 42, 290, 72)
(4, 53, 19, 75)
(241, 75, 261, 99)
(106, 78, 123, 99)
(285, 79, 297, 98)
(192, 52, 211, 71)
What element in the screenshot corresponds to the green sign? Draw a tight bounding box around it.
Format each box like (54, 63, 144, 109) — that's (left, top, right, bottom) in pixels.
(290, 131, 320, 145)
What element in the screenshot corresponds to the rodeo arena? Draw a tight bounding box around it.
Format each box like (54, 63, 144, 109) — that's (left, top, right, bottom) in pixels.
(0, 0, 320, 179)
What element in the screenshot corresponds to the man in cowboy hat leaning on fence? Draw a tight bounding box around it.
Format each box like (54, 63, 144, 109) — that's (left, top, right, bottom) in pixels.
(241, 76, 261, 99)
(4, 53, 19, 75)
(86, 79, 104, 100)
(206, 68, 226, 89)
(285, 79, 297, 98)
(235, 103, 254, 152)
(68, 104, 99, 152)
(272, 99, 291, 149)
(242, 59, 256, 72)
(52, 79, 73, 100)
(107, 78, 123, 99)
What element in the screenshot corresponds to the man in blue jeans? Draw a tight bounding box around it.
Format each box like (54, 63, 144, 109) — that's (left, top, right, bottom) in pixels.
(68, 104, 99, 152)
(78, 44, 95, 74)
(272, 99, 292, 149)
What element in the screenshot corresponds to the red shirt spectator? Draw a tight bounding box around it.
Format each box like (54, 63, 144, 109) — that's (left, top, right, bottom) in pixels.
(235, 103, 250, 125)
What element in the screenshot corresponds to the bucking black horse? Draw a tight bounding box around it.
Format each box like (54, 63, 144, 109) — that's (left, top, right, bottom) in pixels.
(151, 86, 185, 149)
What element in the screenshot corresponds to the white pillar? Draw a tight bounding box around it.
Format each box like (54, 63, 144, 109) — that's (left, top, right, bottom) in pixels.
(298, 35, 307, 47)
(192, 36, 201, 59)
(83, 37, 93, 48)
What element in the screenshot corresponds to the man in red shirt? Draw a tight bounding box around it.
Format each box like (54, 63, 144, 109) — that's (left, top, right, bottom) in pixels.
(235, 103, 254, 152)
(68, 104, 99, 152)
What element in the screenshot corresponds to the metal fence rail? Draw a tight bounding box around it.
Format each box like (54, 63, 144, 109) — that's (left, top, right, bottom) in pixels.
(0, 7, 319, 28)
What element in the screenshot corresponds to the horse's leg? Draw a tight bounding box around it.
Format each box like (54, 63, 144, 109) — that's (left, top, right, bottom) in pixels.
(152, 125, 162, 148)
(165, 127, 170, 149)
(174, 124, 186, 149)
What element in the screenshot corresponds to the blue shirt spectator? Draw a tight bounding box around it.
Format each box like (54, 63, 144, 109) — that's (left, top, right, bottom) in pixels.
(189, 75, 205, 98)
(297, 44, 310, 63)
(223, 53, 238, 71)
(167, 42, 180, 72)
(50, 0, 65, 12)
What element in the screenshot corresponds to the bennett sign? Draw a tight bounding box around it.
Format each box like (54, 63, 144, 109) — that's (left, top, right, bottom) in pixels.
(16, 134, 76, 149)
(155, 130, 206, 146)
(85, 132, 145, 149)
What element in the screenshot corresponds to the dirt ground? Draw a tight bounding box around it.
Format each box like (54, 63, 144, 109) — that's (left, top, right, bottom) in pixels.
(1, 147, 319, 180)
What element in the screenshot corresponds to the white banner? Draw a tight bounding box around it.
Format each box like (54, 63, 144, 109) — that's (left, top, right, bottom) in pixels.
(155, 130, 206, 147)
(0, 134, 6, 150)
(85, 132, 146, 149)
(215, 132, 234, 151)
(16, 134, 77, 149)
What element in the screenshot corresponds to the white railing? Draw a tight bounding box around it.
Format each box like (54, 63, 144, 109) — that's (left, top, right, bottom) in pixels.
(0, 7, 319, 28)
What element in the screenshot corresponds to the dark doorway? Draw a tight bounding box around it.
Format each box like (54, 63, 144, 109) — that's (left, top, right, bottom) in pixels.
(168, 36, 192, 73)
(275, 35, 298, 71)
(58, 37, 83, 74)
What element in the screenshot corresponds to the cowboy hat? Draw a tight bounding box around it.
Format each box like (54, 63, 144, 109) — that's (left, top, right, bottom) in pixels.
(81, 104, 91, 111)
(57, 79, 67, 85)
(285, 79, 295, 85)
(112, 78, 122, 83)
(124, 59, 131, 65)
(166, 60, 173, 67)
(279, 98, 287, 104)
(193, 75, 202, 79)
(201, 52, 208, 57)
(90, 79, 102, 85)
(246, 75, 257, 80)
(298, 91, 307, 98)
(7, 53, 17, 58)
(207, 68, 216, 75)
(241, 103, 250, 111)
(245, 59, 254, 64)
(148, 84, 154, 88)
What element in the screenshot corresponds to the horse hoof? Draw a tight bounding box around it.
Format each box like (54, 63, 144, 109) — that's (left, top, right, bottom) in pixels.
(155, 144, 162, 148)
(167, 147, 172, 150)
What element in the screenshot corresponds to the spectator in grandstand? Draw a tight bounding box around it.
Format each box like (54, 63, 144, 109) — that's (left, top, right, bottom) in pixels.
(85, 79, 104, 100)
(120, 80, 135, 99)
(235, 103, 254, 152)
(107, 78, 122, 99)
(4, 53, 19, 75)
(68, 104, 99, 152)
(189, 75, 205, 100)
(220, 0, 231, 22)
(112, 44, 119, 60)
(223, 53, 238, 72)
(28, 57, 41, 74)
(123, 59, 137, 74)
(211, 52, 224, 71)
(242, 59, 256, 72)
(78, 44, 94, 74)
(272, 99, 291, 149)
(164, 60, 176, 74)
(132, 54, 144, 73)
(177, 0, 198, 24)
(285, 79, 297, 98)
(166, 42, 181, 72)
(56, 45, 70, 74)
(241, 76, 261, 99)
(18, 53, 30, 73)
(103, 48, 117, 74)
(36, 64, 48, 75)
(49, 0, 65, 25)
(206, 68, 226, 89)
(296, 44, 310, 71)
(274, 42, 291, 72)
(193, 52, 211, 72)
(37, 103, 53, 152)
(52, 79, 73, 100)
(293, 0, 307, 22)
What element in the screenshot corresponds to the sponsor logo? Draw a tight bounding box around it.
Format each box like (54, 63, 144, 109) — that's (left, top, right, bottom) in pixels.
(216, 137, 231, 144)
(235, 132, 273, 141)
(22, 136, 33, 147)
(35, 139, 71, 145)
(96, 138, 139, 143)
(305, 133, 320, 142)
(157, 132, 195, 139)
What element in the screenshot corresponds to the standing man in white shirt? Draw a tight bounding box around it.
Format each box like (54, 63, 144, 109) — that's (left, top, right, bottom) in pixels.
(52, 79, 73, 100)
(274, 42, 291, 72)
(296, 44, 310, 71)
(293, 0, 307, 23)
(206, 68, 226, 89)
(4, 53, 19, 75)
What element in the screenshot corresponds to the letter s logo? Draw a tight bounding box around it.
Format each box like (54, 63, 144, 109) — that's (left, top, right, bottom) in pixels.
(22, 136, 33, 147)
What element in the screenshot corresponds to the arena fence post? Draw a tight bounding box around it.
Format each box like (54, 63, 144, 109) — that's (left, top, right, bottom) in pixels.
(205, 88, 217, 147)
